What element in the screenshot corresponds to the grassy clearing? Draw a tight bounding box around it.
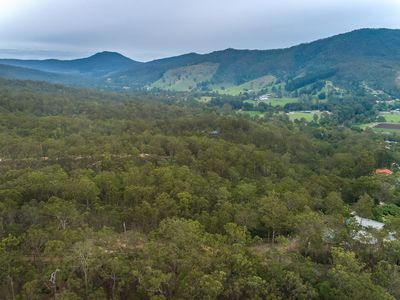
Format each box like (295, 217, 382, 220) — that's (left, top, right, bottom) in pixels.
(268, 97, 298, 107)
(244, 98, 298, 107)
(212, 84, 247, 96)
(358, 121, 400, 134)
(380, 113, 400, 122)
(243, 100, 258, 105)
(240, 75, 276, 90)
(288, 111, 319, 121)
(151, 63, 218, 92)
(212, 75, 276, 95)
(360, 112, 400, 133)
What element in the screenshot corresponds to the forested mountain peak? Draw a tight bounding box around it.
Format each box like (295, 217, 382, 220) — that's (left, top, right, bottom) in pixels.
(110, 28, 400, 94)
(1, 28, 400, 95)
(0, 51, 140, 77)
(87, 51, 135, 60)
(77, 51, 140, 65)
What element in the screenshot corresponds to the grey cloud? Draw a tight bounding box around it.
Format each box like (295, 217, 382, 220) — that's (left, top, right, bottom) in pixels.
(0, 0, 399, 61)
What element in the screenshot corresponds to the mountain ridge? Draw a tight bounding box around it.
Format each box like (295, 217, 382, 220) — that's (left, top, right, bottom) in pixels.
(108, 28, 400, 95)
(1, 28, 400, 95)
(0, 51, 140, 76)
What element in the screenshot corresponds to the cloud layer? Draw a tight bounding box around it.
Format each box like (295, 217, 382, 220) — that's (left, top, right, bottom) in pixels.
(0, 0, 399, 61)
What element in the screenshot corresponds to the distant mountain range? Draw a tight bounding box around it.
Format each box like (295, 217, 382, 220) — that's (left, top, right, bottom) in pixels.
(0, 51, 139, 75)
(1, 28, 400, 96)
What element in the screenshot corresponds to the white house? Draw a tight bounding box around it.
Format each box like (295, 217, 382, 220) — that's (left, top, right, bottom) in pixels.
(354, 216, 384, 230)
(351, 215, 396, 244)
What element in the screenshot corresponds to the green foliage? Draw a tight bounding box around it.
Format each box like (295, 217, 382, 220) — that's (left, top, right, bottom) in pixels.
(374, 203, 400, 221)
(151, 63, 219, 92)
(325, 248, 394, 300)
(285, 69, 337, 91)
(354, 194, 375, 218)
(0, 79, 399, 298)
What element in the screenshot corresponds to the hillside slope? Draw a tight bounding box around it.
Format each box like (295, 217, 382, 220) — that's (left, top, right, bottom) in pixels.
(111, 28, 400, 95)
(0, 64, 75, 83)
(1, 29, 399, 95)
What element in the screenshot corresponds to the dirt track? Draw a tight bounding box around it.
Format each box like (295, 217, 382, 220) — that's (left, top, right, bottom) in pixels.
(374, 123, 400, 130)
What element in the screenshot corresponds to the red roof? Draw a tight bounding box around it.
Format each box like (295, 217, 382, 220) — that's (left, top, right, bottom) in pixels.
(375, 169, 393, 175)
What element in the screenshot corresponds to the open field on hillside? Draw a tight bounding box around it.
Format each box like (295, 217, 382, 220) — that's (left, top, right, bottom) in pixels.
(244, 97, 299, 107)
(212, 75, 276, 95)
(287, 111, 321, 121)
(151, 63, 218, 91)
(237, 110, 265, 117)
(361, 112, 400, 133)
(213, 85, 246, 95)
(380, 113, 400, 122)
(269, 97, 298, 107)
(359, 122, 400, 134)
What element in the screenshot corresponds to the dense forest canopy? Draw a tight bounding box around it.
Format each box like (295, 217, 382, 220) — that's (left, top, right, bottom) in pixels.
(1, 79, 400, 299)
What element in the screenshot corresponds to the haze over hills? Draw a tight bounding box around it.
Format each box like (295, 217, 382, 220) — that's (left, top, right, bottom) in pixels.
(0, 64, 70, 83)
(1, 28, 400, 96)
(0, 51, 139, 77)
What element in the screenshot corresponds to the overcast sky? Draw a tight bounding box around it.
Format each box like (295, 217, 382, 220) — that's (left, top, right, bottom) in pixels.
(0, 0, 400, 61)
